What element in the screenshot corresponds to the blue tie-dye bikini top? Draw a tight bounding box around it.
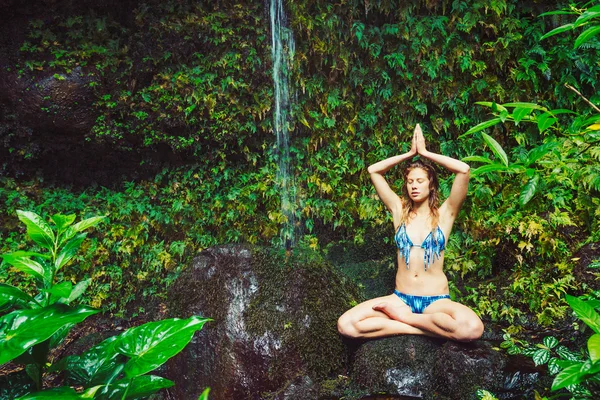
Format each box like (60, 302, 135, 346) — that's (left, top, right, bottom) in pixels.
(395, 224, 446, 270)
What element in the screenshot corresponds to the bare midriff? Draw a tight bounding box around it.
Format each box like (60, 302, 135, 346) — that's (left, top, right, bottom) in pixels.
(394, 251, 449, 296)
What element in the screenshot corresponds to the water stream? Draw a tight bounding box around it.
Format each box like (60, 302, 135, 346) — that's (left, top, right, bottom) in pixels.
(269, 0, 297, 248)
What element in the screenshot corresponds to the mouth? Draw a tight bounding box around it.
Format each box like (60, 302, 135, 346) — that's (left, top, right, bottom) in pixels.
(411, 192, 419, 196)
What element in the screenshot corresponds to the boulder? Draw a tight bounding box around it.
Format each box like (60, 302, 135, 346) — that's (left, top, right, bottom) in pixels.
(164, 245, 361, 400)
(160, 244, 547, 400)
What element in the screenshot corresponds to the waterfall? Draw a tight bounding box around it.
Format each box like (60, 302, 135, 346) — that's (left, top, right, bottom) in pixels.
(269, 0, 297, 248)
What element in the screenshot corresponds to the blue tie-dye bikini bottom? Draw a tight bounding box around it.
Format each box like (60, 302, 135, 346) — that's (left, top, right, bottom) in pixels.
(393, 290, 450, 314)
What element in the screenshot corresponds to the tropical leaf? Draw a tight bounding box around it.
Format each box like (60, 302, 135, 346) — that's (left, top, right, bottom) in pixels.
(551, 363, 586, 390)
(511, 107, 533, 124)
(50, 214, 77, 232)
(461, 156, 494, 164)
(460, 118, 502, 137)
(55, 233, 87, 271)
(526, 141, 558, 165)
(198, 388, 210, 400)
(566, 295, 600, 334)
(58, 336, 123, 386)
(475, 101, 508, 113)
(573, 7, 600, 28)
(537, 112, 558, 133)
(481, 133, 508, 166)
(16, 211, 55, 252)
(94, 375, 174, 400)
(60, 216, 106, 246)
(117, 316, 210, 378)
(574, 25, 600, 48)
(16, 386, 100, 400)
(43, 281, 73, 304)
(539, 11, 578, 17)
(501, 102, 547, 111)
(0, 253, 50, 284)
(0, 304, 99, 364)
(0, 284, 38, 311)
(540, 23, 574, 41)
(588, 334, 600, 363)
(67, 278, 92, 304)
(533, 348, 550, 366)
(471, 164, 510, 176)
(520, 175, 540, 206)
(544, 336, 559, 349)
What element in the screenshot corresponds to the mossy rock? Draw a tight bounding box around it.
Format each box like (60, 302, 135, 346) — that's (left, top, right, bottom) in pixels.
(164, 244, 361, 400)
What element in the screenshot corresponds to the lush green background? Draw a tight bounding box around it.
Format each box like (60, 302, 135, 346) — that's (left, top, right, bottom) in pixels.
(1, 0, 599, 335)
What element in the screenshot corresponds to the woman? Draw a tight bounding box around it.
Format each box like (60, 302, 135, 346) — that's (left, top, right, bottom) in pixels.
(337, 124, 483, 342)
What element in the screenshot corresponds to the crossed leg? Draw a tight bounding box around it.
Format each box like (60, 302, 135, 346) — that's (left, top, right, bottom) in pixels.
(337, 294, 430, 338)
(338, 294, 483, 342)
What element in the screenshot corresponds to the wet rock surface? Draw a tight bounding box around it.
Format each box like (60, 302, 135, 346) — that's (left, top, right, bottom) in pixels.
(159, 244, 546, 400)
(164, 245, 360, 400)
(347, 336, 509, 400)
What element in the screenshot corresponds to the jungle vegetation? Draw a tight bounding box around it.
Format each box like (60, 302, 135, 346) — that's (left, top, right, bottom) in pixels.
(0, 0, 599, 397)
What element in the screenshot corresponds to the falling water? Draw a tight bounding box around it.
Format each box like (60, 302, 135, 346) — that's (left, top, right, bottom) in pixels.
(269, 0, 297, 248)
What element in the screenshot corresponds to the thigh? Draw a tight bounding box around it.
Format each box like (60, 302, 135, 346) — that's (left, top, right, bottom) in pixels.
(340, 293, 409, 321)
(422, 298, 481, 321)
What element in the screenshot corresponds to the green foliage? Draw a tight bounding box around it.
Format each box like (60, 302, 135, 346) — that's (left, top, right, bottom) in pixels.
(1, 0, 599, 333)
(501, 293, 600, 399)
(0, 210, 209, 399)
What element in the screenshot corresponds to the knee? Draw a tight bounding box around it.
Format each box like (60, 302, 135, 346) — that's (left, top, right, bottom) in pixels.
(455, 318, 484, 342)
(337, 314, 359, 338)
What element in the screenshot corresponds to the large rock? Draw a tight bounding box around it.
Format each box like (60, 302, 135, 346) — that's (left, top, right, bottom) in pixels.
(164, 245, 361, 400)
(160, 244, 548, 400)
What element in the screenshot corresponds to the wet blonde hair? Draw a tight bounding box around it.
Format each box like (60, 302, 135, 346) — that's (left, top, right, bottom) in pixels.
(399, 160, 441, 234)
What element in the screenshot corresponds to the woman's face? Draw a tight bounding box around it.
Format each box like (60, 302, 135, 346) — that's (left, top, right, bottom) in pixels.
(406, 168, 430, 202)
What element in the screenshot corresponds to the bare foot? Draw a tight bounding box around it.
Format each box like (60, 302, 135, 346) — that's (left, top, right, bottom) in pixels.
(372, 302, 413, 322)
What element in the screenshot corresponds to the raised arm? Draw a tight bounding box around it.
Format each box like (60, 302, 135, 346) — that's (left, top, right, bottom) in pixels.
(367, 132, 417, 213)
(414, 124, 470, 218)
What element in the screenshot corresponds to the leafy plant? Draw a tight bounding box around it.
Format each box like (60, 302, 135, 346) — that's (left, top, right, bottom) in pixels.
(501, 293, 600, 399)
(0, 210, 210, 399)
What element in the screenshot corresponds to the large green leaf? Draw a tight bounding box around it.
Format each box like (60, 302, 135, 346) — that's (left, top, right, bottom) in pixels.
(574, 25, 600, 48)
(539, 10, 577, 17)
(0, 253, 50, 284)
(536, 112, 558, 133)
(471, 164, 510, 176)
(60, 216, 106, 246)
(526, 141, 558, 166)
(540, 23, 574, 41)
(551, 363, 586, 390)
(16, 386, 100, 400)
(95, 375, 174, 400)
(60, 336, 124, 386)
(520, 175, 540, 206)
(50, 214, 76, 233)
(0, 304, 99, 365)
(16, 211, 55, 252)
(117, 316, 210, 378)
(459, 118, 502, 137)
(566, 295, 600, 334)
(588, 334, 600, 363)
(198, 388, 210, 400)
(461, 156, 494, 164)
(474, 101, 508, 113)
(67, 279, 92, 304)
(501, 102, 547, 111)
(55, 233, 87, 271)
(574, 7, 600, 28)
(511, 107, 533, 124)
(481, 133, 508, 166)
(0, 284, 38, 311)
